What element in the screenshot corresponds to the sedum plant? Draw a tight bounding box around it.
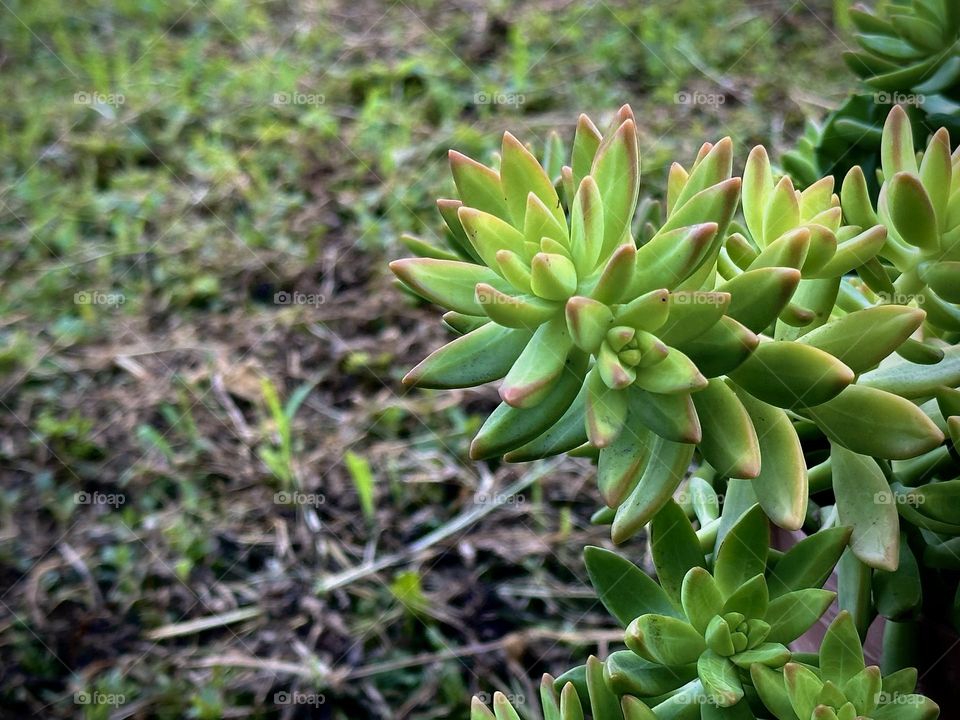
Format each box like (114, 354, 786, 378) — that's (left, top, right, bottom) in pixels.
(391, 100, 960, 715)
(784, 0, 960, 191)
(752, 612, 939, 720)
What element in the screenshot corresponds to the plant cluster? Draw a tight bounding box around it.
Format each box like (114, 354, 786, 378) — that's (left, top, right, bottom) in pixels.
(392, 96, 960, 716)
(784, 0, 960, 193)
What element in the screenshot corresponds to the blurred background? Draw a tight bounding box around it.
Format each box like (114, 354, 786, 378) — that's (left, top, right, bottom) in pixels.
(0, 0, 853, 717)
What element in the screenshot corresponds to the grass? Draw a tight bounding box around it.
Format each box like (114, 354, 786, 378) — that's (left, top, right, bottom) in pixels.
(0, 0, 851, 717)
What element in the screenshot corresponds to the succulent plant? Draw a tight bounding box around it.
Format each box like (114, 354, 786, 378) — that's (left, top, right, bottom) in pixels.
(392, 102, 960, 711)
(782, 1, 960, 195)
(392, 105, 945, 546)
(845, 0, 960, 99)
(617, 505, 836, 713)
(471, 669, 657, 720)
(752, 612, 939, 720)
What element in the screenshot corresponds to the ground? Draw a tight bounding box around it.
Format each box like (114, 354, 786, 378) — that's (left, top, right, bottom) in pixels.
(0, 0, 850, 717)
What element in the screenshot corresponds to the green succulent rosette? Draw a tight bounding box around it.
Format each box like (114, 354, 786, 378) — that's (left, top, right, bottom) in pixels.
(471, 668, 657, 720)
(551, 505, 852, 717)
(845, 0, 960, 100)
(392, 106, 950, 546)
(753, 612, 939, 720)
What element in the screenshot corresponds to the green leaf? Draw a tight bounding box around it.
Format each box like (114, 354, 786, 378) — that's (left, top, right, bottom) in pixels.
(569, 176, 605, 276)
(728, 341, 854, 409)
(798, 305, 925, 373)
(722, 573, 769, 619)
(584, 546, 680, 625)
(625, 614, 705, 666)
(500, 131, 563, 228)
(742, 146, 773, 243)
(604, 650, 697, 697)
(842, 666, 881, 717)
(470, 352, 587, 459)
(559, 682, 584, 720)
(859, 346, 960, 399)
(763, 176, 801, 246)
(804, 386, 945, 461)
(752, 664, 800, 720)
(531, 252, 578, 301)
(585, 367, 628, 447)
(450, 150, 509, 219)
(784, 662, 824, 720)
(887, 172, 940, 252)
(403, 325, 532, 390)
(591, 118, 639, 256)
(873, 535, 922, 619)
(735, 387, 807, 530)
(764, 589, 836, 644)
(714, 505, 769, 599)
(681, 567, 723, 634)
(651, 500, 707, 606)
(719, 267, 801, 333)
(698, 651, 744, 707)
(500, 316, 573, 408)
(572, 114, 603, 187)
(880, 105, 918, 179)
(612, 439, 695, 544)
(692, 378, 760, 479)
(597, 424, 653, 508)
(541, 674, 562, 720)
(390, 257, 509, 315)
(493, 692, 523, 720)
(821, 611, 866, 685)
(627, 388, 702, 444)
(344, 450, 375, 521)
(832, 444, 900, 571)
(767, 527, 851, 598)
(471, 697, 498, 720)
(730, 642, 790, 669)
(458, 207, 528, 271)
(620, 696, 657, 720)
